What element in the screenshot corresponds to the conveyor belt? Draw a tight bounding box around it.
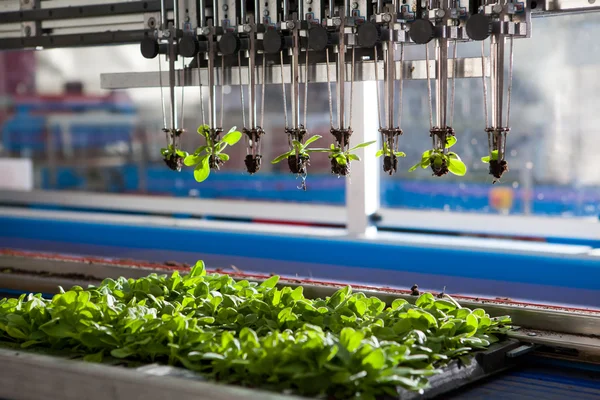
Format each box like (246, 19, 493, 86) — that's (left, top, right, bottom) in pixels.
(445, 358, 600, 399)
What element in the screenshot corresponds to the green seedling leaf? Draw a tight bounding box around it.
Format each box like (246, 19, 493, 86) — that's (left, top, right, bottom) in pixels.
(0, 258, 512, 399)
(184, 154, 202, 167)
(350, 140, 376, 151)
(193, 156, 210, 182)
(197, 124, 211, 136)
(448, 158, 467, 176)
(335, 155, 347, 166)
(189, 260, 207, 277)
(271, 151, 293, 164)
(362, 348, 386, 369)
(348, 154, 360, 162)
(395, 151, 406, 157)
(260, 275, 280, 289)
(481, 156, 491, 163)
(304, 135, 322, 147)
(217, 153, 230, 161)
(445, 136, 457, 148)
(221, 130, 242, 146)
(376, 149, 384, 158)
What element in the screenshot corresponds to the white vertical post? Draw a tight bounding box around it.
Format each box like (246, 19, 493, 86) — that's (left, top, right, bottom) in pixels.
(346, 81, 380, 237)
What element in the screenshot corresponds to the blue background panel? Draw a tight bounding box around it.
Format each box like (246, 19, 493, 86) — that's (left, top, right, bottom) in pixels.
(0, 215, 598, 307)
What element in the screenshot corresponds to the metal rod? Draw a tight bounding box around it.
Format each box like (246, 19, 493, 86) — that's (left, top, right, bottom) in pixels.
(398, 43, 404, 128)
(254, 0, 260, 24)
(436, 38, 448, 130)
(377, 0, 383, 14)
(208, 33, 217, 128)
(283, 0, 289, 20)
(291, 29, 300, 129)
(249, 27, 257, 128)
(214, 0, 220, 26)
(160, 0, 168, 29)
(506, 36, 514, 128)
(169, 36, 177, 129)
(329, 0, 334, 17)
(385, 40, 395, 129)
(240, 0, 247, 24)
(337, 15, 346, 129)
(344, 0, 351, 17)
(299, 0, 304, 19)
(173, 0, 180, 29)
(198, 0, 206, 27)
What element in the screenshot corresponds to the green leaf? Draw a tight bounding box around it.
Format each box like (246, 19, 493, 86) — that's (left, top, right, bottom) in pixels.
(362, 348, 386, 369)
(83, 351, 104, 363)
(193, 156, 211, 182)
(376, 149, 384, 158)
(271, 151, 292, 164)
(340, 327, 364, 352)
(304, 135, 322, 147)
(197, 124, 210, 136)
(445, 136, 457, 148)
(395, 151, 406, 157)
(184, 154, 201, 166)
(194, 145, 209, 155)
(481, 156, 491, 163)
(416, 293, 435, 307)
(448, 158, 467, 176)
(189, 260, 207, 277)
(491, 150, 499, 160)
(221, 130, 242, 146)
(335, 155, 347, 165)
(217, 153, 230, 161)
(260, 275, 280, 289)
(328, 286, 351, 308)
(111, 347, 135, 359)
(350, 140, 376, 151)
(348, 154, 360, 161)
(408, 163, 421, 172)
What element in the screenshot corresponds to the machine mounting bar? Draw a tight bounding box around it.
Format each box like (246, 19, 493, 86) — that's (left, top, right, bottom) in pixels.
(100, 57, 490, 89)
(0, 1, 173, 24)
(0, 30, 150, 50)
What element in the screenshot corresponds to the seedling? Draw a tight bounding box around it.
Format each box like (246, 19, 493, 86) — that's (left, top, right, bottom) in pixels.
(376, 142, 406, 175)
(328, 141, 376, 176)
(161, 144, 188, 172)
(481, 149, 507, 182)
(161, 128, 186, 171)
(0, 259, 513, 400)
(184, 125, 242, 183)
(271, 134, 328, 176)
(409, 136, 467, 177)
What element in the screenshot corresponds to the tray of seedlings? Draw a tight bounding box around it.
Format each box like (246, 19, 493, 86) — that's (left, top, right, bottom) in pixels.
(0, 260, 521, 400)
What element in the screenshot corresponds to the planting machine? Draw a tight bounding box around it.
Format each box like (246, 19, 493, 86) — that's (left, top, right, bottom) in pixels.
(0, 0, 599, 399)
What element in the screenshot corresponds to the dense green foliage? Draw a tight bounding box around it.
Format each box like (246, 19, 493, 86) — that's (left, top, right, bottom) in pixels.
(0, 261, 510, 399)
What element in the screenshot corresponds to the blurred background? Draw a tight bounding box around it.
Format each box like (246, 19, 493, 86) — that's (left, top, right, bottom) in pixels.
(1, 13, 599, 217)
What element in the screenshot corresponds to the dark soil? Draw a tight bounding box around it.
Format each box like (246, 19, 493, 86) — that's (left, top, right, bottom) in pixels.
(431, 158, 449, 177)
(163, 155, 184, 172)
(489, 159, 508, 180)
(287, 154, 310, 174)
(209, 155, 224, 170)
(411, 284, 420, 296)
(331, 157, 350, 176)
(244, 155, 262, 174)
(383, 155, 398, 175)
(331, 128, 352, 147)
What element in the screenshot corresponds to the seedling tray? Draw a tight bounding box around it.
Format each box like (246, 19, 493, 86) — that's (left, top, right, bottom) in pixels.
(0, 339, 521, 400)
